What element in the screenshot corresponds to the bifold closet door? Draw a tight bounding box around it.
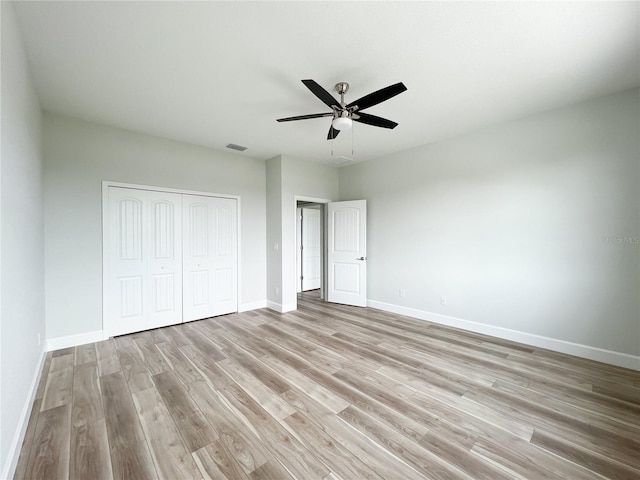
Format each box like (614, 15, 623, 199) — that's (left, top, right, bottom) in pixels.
(183, 195, 238, 322)
(105, 187, 183, 337)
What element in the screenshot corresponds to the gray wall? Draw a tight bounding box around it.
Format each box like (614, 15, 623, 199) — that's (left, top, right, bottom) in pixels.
(0, 2, 46, 476)
(340, 88, 640, 357)
(266, 156, 283, 309)
(266, 155, 339, 311)
(281, 156, 339, 309)
(43, 113, 267, 340)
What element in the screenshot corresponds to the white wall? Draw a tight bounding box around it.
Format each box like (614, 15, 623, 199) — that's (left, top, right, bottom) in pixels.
(266, 156, 283, 310)
(340, 88, 640, 364)
(266, 155, 339, 311)
(43, 113, 267, 341)
(281, 156, 339, 310)
(0, 2, 46, 477)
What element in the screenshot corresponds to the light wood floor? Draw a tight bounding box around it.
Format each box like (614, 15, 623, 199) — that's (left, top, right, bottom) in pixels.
(14, 291, 640, 479)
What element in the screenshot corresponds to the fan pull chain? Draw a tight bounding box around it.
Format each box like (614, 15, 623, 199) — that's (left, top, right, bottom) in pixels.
(351, 124, 354, 156)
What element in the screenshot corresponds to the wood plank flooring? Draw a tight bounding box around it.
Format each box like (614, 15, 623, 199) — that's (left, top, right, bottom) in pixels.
(15, 291, 640, 479)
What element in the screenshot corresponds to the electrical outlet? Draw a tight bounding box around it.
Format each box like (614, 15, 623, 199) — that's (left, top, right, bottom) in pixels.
(38, 333, 41, 346)
(273, 242, 279, 251)
(399, 289, 406, 299)
(275, 287, 279, 296)
(440, 296, 447, 305)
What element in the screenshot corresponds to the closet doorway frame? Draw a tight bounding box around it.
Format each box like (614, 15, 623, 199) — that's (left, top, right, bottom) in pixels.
(101, 180, 242, 337)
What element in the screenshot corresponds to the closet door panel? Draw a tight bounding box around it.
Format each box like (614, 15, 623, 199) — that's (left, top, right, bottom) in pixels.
(183, 196, 215, 321)
(211, 198, 238, 316)
(106, 189, 146, 336)
(146, 191, 183, 327)
(105, 187, 182, 337)
(183, 195, 237, 321)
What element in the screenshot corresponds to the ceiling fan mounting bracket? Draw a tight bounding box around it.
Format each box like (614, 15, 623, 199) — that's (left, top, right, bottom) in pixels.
(334, 82, 350, 95)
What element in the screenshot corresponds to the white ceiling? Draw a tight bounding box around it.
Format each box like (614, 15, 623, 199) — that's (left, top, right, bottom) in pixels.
(13, 1, 640, 164)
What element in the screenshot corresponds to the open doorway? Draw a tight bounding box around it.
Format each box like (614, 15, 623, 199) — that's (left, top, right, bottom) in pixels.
(296, 201, 323, 295)
(291, 196, 366, 311)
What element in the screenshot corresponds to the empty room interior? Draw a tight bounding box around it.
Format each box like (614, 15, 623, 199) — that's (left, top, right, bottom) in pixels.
(2, 1, 640, 479)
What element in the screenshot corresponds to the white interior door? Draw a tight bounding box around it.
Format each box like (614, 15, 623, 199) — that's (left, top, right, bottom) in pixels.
(302, 207, 321, 291)
(105, 187, 182, 336)
(327, 200, 367, 307)
(183, 195, 238, 321)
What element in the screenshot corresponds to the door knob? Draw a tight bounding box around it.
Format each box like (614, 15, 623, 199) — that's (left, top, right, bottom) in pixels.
(356, 256, 367, 261)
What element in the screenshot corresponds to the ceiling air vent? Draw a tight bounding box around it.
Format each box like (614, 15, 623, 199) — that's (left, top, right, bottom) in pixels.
(226, 143, 248, 152)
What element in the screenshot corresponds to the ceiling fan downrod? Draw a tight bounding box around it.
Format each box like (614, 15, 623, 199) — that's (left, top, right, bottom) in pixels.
(335, 82, 349, 107)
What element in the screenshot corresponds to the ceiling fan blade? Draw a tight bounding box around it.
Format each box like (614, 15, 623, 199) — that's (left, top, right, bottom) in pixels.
(302, 79, 342, 110)
(277, 112, 333, 122)
(327, 125, 340, 140)
(346, 82, 407, 111)
(353, 112, 398, 129)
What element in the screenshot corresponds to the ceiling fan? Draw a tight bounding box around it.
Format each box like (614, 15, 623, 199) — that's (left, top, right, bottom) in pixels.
(277, 79, 407, 140)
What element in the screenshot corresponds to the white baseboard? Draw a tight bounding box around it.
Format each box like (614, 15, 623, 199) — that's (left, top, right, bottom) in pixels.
(46, 330, 105, 352)
(367, 299, 640, 372)
(44, 305, 270, 350)
(266, 300, 281, 312)
(266, 301, 297, 313)
(239, 300, 267, 312)
(1, 348, 46, 480)
(281, 302, 297, 313)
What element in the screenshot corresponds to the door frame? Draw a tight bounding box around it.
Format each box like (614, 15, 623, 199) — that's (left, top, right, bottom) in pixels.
(297, 205, 323, 293)
(292, 195, 330, 311)
(102, 181, 241, 336)
(296, 207, 302, 293)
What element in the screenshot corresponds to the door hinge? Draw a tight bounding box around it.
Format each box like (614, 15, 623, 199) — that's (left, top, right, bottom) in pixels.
(300, 275, 303, 280)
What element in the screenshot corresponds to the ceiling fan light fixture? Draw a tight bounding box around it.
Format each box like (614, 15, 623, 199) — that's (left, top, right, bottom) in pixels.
(332, 116, 352, 131)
